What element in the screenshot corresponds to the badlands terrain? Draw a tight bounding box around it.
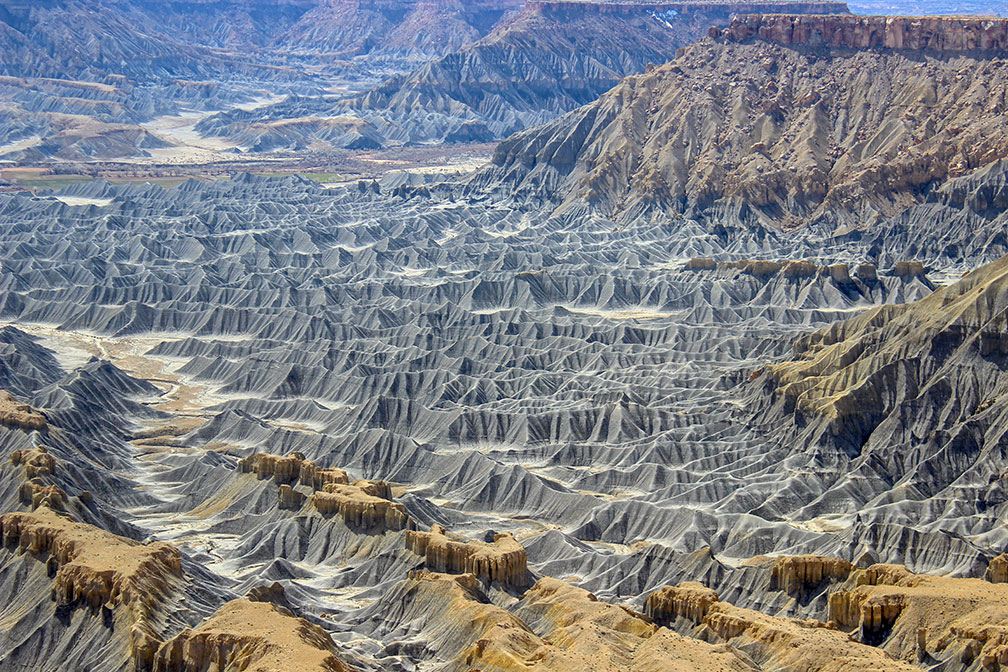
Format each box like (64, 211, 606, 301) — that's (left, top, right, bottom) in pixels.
(4, 2, 1008, 672)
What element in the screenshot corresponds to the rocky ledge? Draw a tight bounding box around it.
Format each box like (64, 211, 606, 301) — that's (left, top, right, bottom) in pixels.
(151, 599, 353, 672)
(717, 14, 1008, 51)
(827, 562, 1008, 660)
(238, 451, 349, 489)
(405, 524, 528, 588)
(644, 581, 919, 671)
(0, 508, 183, 670)
(310, 481, 412, 531)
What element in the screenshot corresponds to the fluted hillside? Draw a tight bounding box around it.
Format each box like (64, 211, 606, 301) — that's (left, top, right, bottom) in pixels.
(480, 15, 1008, 229)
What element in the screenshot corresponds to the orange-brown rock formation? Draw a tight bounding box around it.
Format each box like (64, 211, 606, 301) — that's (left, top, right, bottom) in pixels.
(771, 555, 853, 594)
(311, 481, 412, 531)
(405, 524, 527, 588)
(19, 480, 67, 509)
(0, 390, 46, 430)
(987, 554, 1008, 584)
(0, 507, 183, 670)
(396, 570, 756, 671)
(239, 452, 409, 530)
(645, 581, 919, 672)
(827, 562, 1008, 663)
(239, 451, 349, 489)
(719, 14, 1008, 52)
(645, 581, 719, 624)
(151, 598, 354, 672)
(11, 445, 56, 478)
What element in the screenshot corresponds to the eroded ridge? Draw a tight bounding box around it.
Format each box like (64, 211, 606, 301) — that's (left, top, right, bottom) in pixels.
(827, 562, 1008, 664)
(152, 598, 354, 672)
(405, 524, 528, 588)
(644, 581, 920, 672)
(0, 507, 182, 669)
(380, 570, 755, 671)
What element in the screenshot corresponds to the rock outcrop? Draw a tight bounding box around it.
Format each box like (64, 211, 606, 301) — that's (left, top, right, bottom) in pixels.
(0, 508, 183, 670)
(645, 581, 920, 672)
(825, 562, 1008, 661)
(311, 481, 412, 531)
(239, 451, 408, 530)
(405, 524, 527, 588)
(988, 554, 1008, 583)
(19, 480, 67, 510)
(151, 599, 354, 672)
(11, 445, 56, 478)
(645, 582, 720, 624)
(0, 390, 46, 430)
(770, 555, 853, 595)
(239, 451, 349, 489)
(719, 14, 1008, 52)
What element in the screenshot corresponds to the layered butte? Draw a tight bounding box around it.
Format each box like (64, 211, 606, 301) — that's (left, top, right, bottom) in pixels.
(480, 14, 1008, 231)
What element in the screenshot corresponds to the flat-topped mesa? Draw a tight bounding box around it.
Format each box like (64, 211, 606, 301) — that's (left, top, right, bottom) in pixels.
(405, 524, 528, 589)
(717, 14, 1008, 52)
(238, 451, 349, 489)
(151, 599, 354, 672)
(644, 581, 719, 624)
(987, 554, 1008, 583)
(0, 508, 182, 670)
(0, 390, 46, 431)
(528, 1, 849, 18)
(11, 445, 56, 478)
(827, 562, 1008, 659)
(311, 481, 413, 532)
(771, 555, 853, 594)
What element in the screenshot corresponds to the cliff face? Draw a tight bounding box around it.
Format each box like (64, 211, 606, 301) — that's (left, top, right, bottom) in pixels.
(720, 14, 1008, 51)
(826, 562, 1008, 663)
(479, 25, 1008, 228)
(988, 554, 1008, 583)
(405, 523, 527, 588)
(151, 599, 353, 672)
(770, 555, 853, 594)
(644, 581, 720, 624)
(644, 580, 920, 672)
(0, 508, 183, 670)
(311, 481, 413, 531)
(239, 451, 411, 531)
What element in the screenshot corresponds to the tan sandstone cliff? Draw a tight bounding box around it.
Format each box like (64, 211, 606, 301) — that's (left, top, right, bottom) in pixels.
(151, 599, 354, 672)
(405, 524, 528, 588)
